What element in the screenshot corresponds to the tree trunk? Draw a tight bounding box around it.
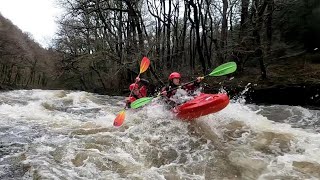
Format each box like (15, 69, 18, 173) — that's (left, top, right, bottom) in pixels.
(220, 0, 228, 63)
(161, 0, 166, 69)
(124, 0, 144, 52)
(90, 63, 107, 92)
(118, 0, 124, 63)
(166, 0, 172, 69)
(189, 0, 206, 73)
(266, 0, 274, 54)
(181, 1, 188, 65)
(201, 1, 212, 69)
(240, 0, 249, 38)
(252, 0, 268, 79)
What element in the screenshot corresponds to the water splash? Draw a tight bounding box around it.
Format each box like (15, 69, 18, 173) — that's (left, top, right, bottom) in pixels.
(0, 90, 320, 179)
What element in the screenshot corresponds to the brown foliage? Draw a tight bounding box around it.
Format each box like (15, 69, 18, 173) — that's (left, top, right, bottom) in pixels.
(0, 13, 61, 89)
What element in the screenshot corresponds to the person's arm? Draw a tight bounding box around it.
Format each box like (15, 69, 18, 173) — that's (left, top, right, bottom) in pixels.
(136, 77, 158, 96)
(139, 86, 147, 97)
(138, 78, 149, 97)
(160, 87, 178, 108)
(139, 78, 150, 86)
(125, 96, 136, 108)
(125, 101, 131, 109)
(184, 77, 202, 91)
(135, 77, 149, 85)
(160, 86, 171, 98)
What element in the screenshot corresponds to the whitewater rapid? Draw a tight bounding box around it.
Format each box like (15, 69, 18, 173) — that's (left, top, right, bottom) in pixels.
(0, 90, 320, 179)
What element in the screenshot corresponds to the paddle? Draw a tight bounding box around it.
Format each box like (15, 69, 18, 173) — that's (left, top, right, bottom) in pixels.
(113, 57, 150, 127)
(130, 61, 237, 109)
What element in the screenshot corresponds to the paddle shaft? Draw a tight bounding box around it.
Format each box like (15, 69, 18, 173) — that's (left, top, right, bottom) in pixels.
(127, 57, 150, 100)
(131, 61, 237, 109)
(114, 57, 150, 126)
(128, 74, 140, 98)
(164, 67, 230, 94)
(163, 76, 205, 95)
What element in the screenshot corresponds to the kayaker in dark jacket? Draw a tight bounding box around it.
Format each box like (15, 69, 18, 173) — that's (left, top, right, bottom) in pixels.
(160, 72, 203, 107)
(125, 78, 150, 108)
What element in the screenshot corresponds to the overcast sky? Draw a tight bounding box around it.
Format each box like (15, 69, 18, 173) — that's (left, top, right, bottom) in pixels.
(0, 0, 62, 48)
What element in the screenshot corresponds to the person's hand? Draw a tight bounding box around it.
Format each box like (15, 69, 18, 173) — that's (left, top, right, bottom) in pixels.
(160, 91, 167, 96)
(196, 77, 204, 82)
(125, 97, 136, 102)
(135, 77, 140, 82)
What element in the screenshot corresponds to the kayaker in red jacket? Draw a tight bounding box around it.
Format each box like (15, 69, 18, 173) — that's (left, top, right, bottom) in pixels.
(125, 78, 149, 108)
(161, 72, 203, 102)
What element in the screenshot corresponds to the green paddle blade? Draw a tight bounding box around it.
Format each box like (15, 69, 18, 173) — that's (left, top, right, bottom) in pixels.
(130, 97, 153, 109)
(209, 62, 237, 76)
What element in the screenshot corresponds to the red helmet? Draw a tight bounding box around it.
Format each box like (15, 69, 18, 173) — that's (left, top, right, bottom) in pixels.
(169, 72, 181, 80)
(129, 83, 139, 91)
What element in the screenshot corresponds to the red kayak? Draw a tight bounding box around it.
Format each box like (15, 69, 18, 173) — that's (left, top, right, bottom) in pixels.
(174, 93, 229, 120)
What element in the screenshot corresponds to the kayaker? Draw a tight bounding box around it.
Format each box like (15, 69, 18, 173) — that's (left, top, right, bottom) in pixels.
(160, 72, 203, 104)
(125, 78, 150, 108)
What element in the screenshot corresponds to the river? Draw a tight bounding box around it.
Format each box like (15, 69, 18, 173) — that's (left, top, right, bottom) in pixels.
(0, 90, 320, 179)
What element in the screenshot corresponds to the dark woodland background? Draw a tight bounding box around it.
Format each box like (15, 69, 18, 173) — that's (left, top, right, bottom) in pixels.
(1, 0, 320, 106)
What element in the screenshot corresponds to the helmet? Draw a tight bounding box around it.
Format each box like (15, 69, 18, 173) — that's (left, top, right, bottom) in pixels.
(168, 72, 181, 80)
(129, 83, 139, 91)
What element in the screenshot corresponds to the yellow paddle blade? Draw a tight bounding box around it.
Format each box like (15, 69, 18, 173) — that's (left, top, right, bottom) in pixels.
(140, 57, 150, 73)
(113, 110, 125, 127)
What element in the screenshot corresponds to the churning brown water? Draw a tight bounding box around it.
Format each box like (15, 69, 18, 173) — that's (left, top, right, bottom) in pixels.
(0, 90, 320, 179)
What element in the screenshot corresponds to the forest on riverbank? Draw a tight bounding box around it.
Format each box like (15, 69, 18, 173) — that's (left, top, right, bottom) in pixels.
(0, 0, 320, 106)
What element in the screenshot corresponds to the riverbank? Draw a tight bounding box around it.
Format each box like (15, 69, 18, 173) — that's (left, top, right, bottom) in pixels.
(206, 52, 320, 108)
(1, 52, 319, 108)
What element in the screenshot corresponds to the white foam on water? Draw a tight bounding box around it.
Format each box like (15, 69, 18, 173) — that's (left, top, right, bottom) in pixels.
(195, 101, 320, 178)
(1, 90, 320, 179)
